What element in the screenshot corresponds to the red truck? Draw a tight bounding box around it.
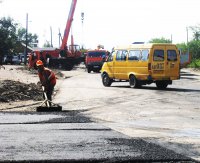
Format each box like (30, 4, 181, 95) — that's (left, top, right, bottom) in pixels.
(85, 49, 109, 73)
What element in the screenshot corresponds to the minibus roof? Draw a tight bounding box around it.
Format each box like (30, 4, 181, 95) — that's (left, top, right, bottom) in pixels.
(115, 43, 176, 50)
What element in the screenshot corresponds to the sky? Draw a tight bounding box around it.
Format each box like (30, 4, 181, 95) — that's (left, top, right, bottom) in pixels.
(0, 0, 200, 51)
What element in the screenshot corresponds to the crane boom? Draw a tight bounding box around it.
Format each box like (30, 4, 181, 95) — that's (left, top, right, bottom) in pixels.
(60, 0, 77, 50)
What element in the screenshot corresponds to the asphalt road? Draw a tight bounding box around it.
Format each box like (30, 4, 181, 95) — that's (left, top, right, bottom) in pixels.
(0, 111, 193, 162)
(0, 66, 199, 162)
(55, 67, 200, 162)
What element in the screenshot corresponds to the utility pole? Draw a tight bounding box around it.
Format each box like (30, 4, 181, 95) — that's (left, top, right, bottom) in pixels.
(25, 13, 28, 65)
(186, 27, 190, 56)
(171, 34, 173, 43)
(186, 27, 189, 45)
(81, 12, 84, 49)
(58, 28, 62, 47)
(50, 26, 53, 47)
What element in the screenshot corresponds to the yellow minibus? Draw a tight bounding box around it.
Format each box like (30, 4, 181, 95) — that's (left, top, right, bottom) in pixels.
(101, 43, 180, 89)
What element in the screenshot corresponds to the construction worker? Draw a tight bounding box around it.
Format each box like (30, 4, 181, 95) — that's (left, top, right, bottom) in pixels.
(36, 60, 56, 103)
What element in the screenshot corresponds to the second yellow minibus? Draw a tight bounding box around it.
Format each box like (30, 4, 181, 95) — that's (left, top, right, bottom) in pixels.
(101, 43, 180, 89)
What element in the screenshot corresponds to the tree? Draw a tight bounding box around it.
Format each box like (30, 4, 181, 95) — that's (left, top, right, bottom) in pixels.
(0, 17, 18, 58)
(187, 25, 200, 59)
(17, 27, 38, 46)
(188, 40, 200, 59)
(189, 25, 200, 41)
(43, 41, 51, 47)
(15, 27, 38, 53)
(149, 37, 171, 43)
(176, 42, 188, 53)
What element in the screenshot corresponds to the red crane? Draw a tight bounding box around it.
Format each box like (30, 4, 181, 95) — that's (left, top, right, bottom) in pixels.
(61, 0, 77, 50)
(28, 0, 82, 70)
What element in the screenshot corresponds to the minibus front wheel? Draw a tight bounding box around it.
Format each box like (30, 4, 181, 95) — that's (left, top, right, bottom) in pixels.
(102, 73, 112, 87)
(129, 75, 140, 88)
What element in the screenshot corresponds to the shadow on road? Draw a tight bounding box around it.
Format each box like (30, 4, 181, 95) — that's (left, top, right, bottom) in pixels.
(180, 76, 198, 80)
(181, 71, 200, 77)
(111, 85, 200, 93)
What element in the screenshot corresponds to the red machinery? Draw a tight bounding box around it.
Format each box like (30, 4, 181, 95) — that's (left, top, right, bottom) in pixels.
(85, 45, 109, 73)
(28, 0, 82, 70)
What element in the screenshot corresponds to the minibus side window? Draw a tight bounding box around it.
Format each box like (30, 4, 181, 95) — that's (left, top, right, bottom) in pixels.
(107, 51, 115, 62)
(141, 50, 149, 61)
(116, 50, 127, 61)
(167, 50, 177, 61)
(128, 50, 141, 61)
(153, 50, 164, 61)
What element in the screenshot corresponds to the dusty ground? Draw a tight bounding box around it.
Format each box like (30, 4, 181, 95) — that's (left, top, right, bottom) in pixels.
(0, 65, 83, 111)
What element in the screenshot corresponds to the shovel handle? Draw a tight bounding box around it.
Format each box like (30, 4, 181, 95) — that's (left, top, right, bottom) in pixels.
(42, 86, 50, 107)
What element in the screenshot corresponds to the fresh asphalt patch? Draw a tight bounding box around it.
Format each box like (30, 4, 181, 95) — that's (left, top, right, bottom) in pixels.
(0, 111, 195, 162)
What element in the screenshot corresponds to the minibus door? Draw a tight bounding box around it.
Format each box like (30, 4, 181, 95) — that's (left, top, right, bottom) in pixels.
(105, 53, 114, 78)
(165, 46, 179, 77)
(152, 47, 165, 78)
(113, 50, 127, 79)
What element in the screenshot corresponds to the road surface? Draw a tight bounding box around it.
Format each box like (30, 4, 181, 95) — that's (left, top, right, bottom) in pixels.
(0, 66, 199, 162)
(55, 67, 200, 161)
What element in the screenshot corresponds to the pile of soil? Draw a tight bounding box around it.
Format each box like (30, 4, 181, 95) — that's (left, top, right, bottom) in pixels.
(0, 80, 43, 102)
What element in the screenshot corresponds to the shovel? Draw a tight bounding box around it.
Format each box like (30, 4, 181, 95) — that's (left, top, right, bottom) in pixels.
(36, 86, 62, 112)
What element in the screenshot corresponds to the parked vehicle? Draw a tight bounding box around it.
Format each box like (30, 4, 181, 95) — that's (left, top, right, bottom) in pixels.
(19, 54, 25, 64)
(101, 43, 180, 89)
(85, 49, 109, 73)
(12, 55, 21, 65)
(4, 55, 23, 65)
(4, 55, 13, 64)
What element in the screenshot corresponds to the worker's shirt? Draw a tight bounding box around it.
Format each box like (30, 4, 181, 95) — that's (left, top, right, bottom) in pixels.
(38, 68, 56, 86)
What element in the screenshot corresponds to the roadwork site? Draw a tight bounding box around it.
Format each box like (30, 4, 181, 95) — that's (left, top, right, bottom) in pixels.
(0, 65, 199, 162)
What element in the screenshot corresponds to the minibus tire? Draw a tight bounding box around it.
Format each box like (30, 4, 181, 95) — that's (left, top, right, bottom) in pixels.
(129, 75, 139, 88)
(102, 73, 112, 87)
(156, 81, 168, 89)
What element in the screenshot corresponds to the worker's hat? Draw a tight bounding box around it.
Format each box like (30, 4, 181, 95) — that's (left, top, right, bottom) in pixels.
(36, 60, 43, 66)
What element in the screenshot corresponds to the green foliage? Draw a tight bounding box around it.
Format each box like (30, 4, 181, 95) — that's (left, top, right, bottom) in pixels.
(186, 25, 200, 60)
(176, 42, 188, 53)
(187, 59, 200, 68)
(43, 41, 51, 47)
(0, 16, 39, 59)
(0, 17, 18, 56)
(149, 37, 171, 43)
(17, 27, 38, 45)
(189, 25, 200, 41)
(188, 40, 200, 59)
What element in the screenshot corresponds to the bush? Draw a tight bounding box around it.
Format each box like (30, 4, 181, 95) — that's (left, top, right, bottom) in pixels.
(188, 59, 200, 68)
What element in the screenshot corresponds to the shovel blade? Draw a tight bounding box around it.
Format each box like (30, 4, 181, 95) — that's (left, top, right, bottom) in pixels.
(36, 106, 62, 112)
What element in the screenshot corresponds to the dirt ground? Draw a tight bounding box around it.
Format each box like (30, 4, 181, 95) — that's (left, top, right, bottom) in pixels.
(2, 65, 198, 112)
(0, 65, 78, 111)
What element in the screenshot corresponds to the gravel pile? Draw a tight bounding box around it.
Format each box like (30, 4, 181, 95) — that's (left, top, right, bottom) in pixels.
(0, 80, 43, 102)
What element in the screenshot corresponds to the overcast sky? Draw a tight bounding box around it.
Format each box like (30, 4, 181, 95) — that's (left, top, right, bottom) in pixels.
(0, 0, 200, 50)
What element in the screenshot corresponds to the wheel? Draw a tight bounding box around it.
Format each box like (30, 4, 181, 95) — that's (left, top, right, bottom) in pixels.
(102, 73, 112, 87)
(87, 67, 91, 73)
(156, 81, 168, 89)
(129, 75, 140, 88)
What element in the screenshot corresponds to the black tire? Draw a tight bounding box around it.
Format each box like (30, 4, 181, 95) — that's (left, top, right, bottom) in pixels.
(87, 67, 91, 73)
(129, 75, 140, 88)
(102, 73, 112, 87)
(156, 81, 168, 89)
